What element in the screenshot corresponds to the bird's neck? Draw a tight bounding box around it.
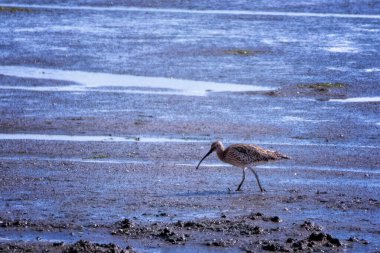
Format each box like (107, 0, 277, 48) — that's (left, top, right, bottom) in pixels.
(216, 145, 225, 160)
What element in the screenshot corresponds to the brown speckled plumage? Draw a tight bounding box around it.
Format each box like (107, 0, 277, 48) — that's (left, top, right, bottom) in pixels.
(218, 143, 289, 167)
(196, 141, 290, 192)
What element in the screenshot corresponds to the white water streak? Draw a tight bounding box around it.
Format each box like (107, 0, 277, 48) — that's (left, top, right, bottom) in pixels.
(2, 4, 380, 19)
(0, 66, 271, 96)
(330, 97, 380, 103)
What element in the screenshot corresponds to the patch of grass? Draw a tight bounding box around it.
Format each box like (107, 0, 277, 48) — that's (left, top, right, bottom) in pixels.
(0, 6, 34, 13)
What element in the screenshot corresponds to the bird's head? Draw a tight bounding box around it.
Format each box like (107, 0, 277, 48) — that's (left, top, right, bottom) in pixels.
(210, 140, 223, 151)
(196, 141, 223, 170)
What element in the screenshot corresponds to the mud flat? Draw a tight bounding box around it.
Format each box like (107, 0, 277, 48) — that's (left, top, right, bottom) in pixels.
(1, 1, 380, 252)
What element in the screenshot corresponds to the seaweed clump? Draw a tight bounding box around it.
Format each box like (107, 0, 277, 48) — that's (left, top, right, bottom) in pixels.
(298, 82, 346, 92)
(0, 6, 34, 13)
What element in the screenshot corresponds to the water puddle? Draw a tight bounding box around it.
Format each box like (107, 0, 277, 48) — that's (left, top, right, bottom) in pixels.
(281, 116, 331, 123)
(330, 97, 380, 103)
(0, 155, 152, 165)
(325, 46, 360, 53)
(0, 228, 240, 252)
(176, 163, 380, 175)
(0, 66, 272, 96)
(324, 39, 361, 54)
(281, 178, 380, 187)
(2, 4, 380, 19)
(0, 133, 207, 143)
(0, 228, 127, 247)
(0, 133, 378, 149)
(259, 164, 380, 175)
(364, 68, 380, 73)
(326, 66, 351, 72)
(176, 163, 231, 168)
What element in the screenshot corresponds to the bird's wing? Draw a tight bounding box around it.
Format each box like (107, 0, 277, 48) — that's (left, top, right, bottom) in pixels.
(230, 144, 287, 163)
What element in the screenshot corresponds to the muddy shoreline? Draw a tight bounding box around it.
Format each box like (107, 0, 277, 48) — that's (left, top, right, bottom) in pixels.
(1, 1, 380, 252)
(0, 213, 361, 252)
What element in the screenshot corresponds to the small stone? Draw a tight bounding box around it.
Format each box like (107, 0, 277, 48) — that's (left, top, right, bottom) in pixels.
(176, 220, 184, 227)
(326, 234, 341, 246)
(270, 216, 282, 223)
(348, 237, 359, 242)
(286, 238, 294, 243)
(252, 226, 264, 234)
(292, 241, 304, 250)
(309, 232, 326, 241)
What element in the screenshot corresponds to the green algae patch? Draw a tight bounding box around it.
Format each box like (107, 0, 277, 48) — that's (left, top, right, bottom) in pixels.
(83, 155, 110, 160)
(298, 83, 346, 92)
(223, 49, 264, 56)
(0, 6, 34, 13)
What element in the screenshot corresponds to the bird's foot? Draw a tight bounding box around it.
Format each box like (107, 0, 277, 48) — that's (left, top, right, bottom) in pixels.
(260, 188, 266, 193)
(236, 188, 242, 192)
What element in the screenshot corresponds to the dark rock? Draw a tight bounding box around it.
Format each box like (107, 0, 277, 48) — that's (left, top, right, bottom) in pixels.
(262, 241, 289, 252)
(301, 221, 322, 231)
(348, 237, 359, 242)
(270, 216, 282, 223)
(206, 239, 236, 247)
(291, 240, 305, 250)
(175, 220, 184, 227)
(65, 240, 127, 253)
(252, 226, 264, 234)
(157, 227, 187, 244)
(286, 238, 294, 243)
(183, 221, 204, 228)
(309, 232, 326, 241)
(119, 219, 134, 229)
(308, 232, 341, 247)
(326, 234, 341, 246)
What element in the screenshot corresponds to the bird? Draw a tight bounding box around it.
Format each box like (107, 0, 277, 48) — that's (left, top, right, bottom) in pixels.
(196, 141, 290, 192)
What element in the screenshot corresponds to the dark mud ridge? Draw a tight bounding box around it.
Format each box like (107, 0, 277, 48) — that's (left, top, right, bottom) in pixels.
(1, 213, 366, 252)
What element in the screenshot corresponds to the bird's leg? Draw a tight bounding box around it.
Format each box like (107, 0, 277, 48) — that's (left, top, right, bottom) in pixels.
(236, 167, 247, 191)
(249, 167, 265, 192)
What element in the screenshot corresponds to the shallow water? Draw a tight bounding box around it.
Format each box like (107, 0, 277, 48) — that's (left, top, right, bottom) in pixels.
(0, 0, 379, 251)
(330, 96, 380, 102)
(0, 133, 206, 143)
(0, 66, 272, 96)
(2, 3, 380, 19)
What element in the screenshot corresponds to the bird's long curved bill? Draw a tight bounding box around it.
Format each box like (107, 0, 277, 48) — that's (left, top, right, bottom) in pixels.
(196, 149, 213, 170)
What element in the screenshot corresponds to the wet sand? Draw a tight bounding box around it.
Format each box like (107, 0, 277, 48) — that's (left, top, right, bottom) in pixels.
(1, 1, 380, 252)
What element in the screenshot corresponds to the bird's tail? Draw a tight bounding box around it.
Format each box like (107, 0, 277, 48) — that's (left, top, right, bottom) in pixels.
(275, 151, 291, 159)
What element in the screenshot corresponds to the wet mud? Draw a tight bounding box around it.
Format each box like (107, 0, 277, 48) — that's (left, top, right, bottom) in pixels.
(1, 0, 380, 252)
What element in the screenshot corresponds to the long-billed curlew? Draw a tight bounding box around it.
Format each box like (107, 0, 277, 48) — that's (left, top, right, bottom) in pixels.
(196, 141, 290, 192)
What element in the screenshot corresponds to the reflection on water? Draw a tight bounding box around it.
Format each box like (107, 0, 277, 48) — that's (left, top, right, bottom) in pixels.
(2, 3, 380, 19)
(0, 133, 206, 143)
(0, 66, 272, 96)
(330, 96, 380, 102)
